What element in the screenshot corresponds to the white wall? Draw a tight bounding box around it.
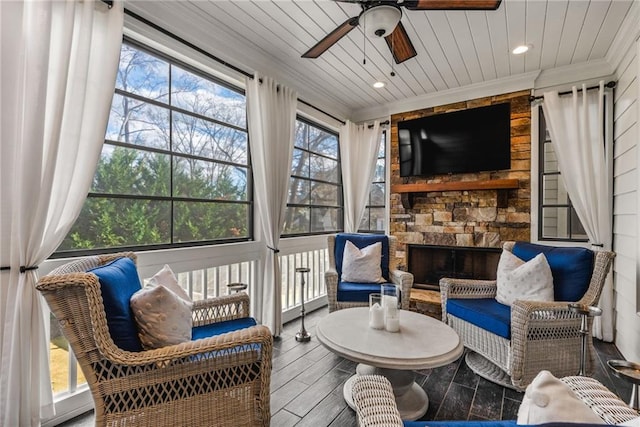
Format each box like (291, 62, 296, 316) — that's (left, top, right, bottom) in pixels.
(612, 36, 640, 362)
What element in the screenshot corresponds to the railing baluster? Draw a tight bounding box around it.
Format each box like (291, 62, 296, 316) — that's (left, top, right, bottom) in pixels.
(203, 268, 208, 300)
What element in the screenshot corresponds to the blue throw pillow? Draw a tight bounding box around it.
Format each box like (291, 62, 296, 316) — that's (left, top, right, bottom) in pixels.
(335, 233, 390, 281)
(512, 242, 594, 302)
(89, 257, 143, 352)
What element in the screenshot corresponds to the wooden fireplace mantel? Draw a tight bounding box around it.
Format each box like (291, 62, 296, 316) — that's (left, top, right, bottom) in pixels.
(391, 179, 519, 209)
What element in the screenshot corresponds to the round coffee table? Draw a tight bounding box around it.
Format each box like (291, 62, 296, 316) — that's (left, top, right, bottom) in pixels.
(316, 307, 463, 420)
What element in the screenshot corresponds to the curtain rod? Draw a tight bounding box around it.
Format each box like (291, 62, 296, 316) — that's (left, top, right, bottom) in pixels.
(368, 120, 390, 129)
(529, 81, 616, 103)
(123, 8, 346, 125)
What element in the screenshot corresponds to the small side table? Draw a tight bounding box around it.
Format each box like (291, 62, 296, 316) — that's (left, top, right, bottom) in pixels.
(568, 303, 602, 376)
(295, 267, 311, 342)
(227, 282, 248, 294)
(608, 360, 640, 411)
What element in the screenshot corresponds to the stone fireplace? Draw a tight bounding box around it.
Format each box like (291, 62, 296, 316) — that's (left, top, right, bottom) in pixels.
(389, 90, 531, 271)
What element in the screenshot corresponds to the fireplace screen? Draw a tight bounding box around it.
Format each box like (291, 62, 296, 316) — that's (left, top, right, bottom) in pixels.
(408, 245, 501, 291)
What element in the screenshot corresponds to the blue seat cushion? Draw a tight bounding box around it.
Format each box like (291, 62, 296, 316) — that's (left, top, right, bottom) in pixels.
(335, 233, 390, 281)
(89, 257, 143, 352)
(337, 281, 385, 303)
(512, 242, 594, 302)
(189, 318, 262, 365)
(192, 317, 258, 340)
(447, 298, 511, 339)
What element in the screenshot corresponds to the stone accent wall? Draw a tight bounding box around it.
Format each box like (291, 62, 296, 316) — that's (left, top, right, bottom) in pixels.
(390, 90, 531, 269)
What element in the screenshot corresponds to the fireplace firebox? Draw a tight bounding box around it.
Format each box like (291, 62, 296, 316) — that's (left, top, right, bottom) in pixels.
(408, 244, 502, 291)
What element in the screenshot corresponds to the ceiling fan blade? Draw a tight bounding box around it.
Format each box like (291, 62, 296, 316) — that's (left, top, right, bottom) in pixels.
(403, 0, 501, 10)
(385, 22, 417, 64)
(302, 17, 359, 59)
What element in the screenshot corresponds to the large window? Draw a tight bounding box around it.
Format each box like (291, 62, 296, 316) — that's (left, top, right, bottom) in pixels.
(359, 131, 386, 233)
(56, 41, 251, 254)
(283, 118, 342, 235)
(538, 109, 587, 241)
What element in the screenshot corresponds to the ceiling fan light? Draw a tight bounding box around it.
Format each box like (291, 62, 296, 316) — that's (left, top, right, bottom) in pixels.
(362, 5, 402, 38)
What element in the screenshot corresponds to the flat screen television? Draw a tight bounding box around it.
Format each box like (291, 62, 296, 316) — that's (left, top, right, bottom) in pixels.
(398, 102, 511, 177)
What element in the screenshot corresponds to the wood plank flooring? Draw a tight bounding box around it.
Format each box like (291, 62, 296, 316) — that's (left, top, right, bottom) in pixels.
(59, 306, 632, 426)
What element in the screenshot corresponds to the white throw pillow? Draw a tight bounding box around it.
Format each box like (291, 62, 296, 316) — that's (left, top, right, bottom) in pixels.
(130, 285, 193, 349)
(131, 265, 193, 349)
(495, 250, 554, 306)
(341, 240, 384, 283)
(146, 264, 191, 302)
(517, 370, 605, 424)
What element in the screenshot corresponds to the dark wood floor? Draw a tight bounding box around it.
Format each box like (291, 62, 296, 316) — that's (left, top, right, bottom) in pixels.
(60, 306, 632, 426)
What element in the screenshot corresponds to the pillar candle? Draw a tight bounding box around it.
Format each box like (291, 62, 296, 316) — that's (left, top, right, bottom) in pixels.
(369, 303, 385, 329)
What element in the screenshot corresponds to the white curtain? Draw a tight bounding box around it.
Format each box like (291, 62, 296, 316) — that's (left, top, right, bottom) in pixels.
(339, 120, 382, 233)
(542, 82, 613, 341)
(246, 74, 297, 336)
(0, 1, 123, 424)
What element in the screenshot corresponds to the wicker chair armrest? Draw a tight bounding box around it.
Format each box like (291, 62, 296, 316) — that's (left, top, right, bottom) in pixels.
(440, 277, 497, 298)
(561, 376, 640, 424)
(325, 268, 338, 282)
(390, 269, 413, 309)
(98, 324, 273, 366)
(511, 299, 580, 323)
(325, 268, 339, 312)
(510, 300, 583, 339)
(440, 277, 497, 320)
(192, 292, 250, 326)
(352, 375, 403, 427)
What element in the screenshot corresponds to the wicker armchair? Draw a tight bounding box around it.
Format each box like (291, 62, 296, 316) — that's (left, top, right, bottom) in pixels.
(325, 233, 413, 312)
(440, 241, 615, 391)
(37, 253, 272, 427)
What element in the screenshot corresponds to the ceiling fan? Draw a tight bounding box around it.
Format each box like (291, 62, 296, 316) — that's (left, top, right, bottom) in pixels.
(302, 0, 502, 64)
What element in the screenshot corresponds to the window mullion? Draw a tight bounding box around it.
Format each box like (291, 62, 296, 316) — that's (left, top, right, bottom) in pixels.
(169, 63, 175, 245)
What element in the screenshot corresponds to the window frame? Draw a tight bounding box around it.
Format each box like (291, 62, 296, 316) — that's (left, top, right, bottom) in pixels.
(537, 108, 588, 243)
(282, 116, 343, 237)
(531, 92, 613, 246)
(53, 38, 253, 258)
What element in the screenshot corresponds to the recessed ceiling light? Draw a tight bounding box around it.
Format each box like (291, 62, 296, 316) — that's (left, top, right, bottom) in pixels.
(512, 44, 531, 55)
(373, 81, 386, 89)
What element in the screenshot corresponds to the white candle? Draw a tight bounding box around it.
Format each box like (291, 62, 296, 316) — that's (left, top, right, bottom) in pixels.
(383, 296, 398, 329)
(385, 316, 400, 333)
(382, 295, 398, 315)
(369, 303, 385, 329)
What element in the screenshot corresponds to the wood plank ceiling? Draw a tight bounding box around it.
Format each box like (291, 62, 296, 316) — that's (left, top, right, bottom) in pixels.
(126, 0, 635, 120)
